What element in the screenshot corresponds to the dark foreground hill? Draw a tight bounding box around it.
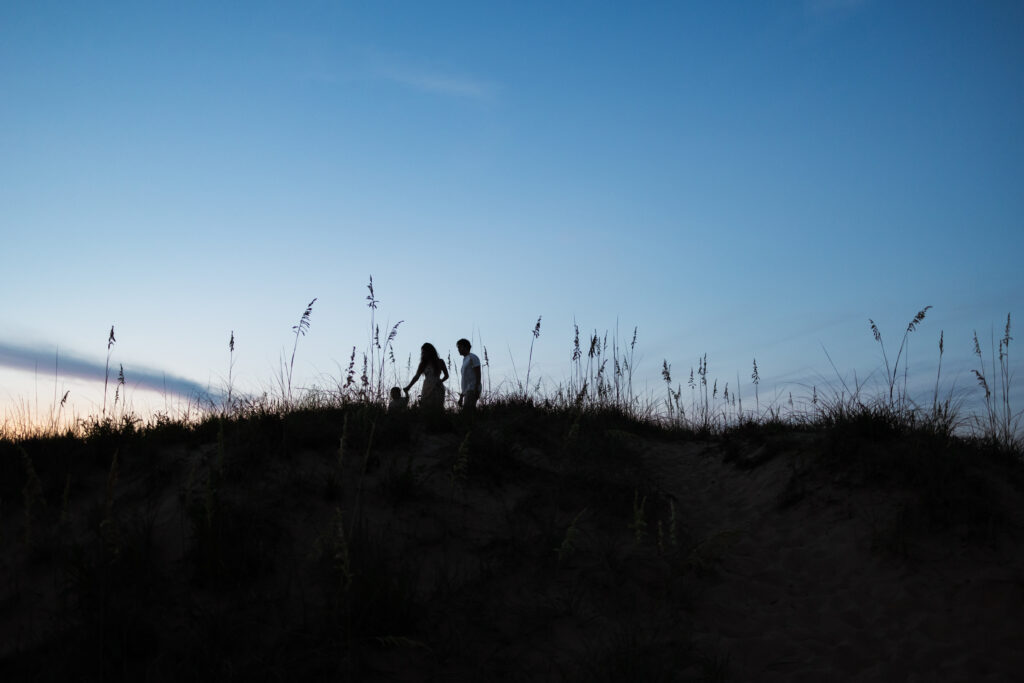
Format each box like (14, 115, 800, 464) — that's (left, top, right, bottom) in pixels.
(2, 402, 1023, 681)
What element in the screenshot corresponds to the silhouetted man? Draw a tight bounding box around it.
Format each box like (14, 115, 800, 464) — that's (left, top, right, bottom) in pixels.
(456, 338, 481, 412)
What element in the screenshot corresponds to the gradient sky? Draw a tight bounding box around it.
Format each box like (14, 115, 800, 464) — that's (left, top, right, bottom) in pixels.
(2, 1, 1022, 424)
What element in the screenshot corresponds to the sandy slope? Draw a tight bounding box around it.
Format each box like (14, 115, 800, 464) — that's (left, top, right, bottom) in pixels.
(2, 417, 1022, 681)
(639, 435, 1024, 682)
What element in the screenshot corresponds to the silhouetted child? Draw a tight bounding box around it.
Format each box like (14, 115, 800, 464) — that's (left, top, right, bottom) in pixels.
(388, 386, 409, 413)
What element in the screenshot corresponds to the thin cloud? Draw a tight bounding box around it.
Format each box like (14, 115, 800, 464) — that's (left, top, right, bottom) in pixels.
(0, 340, 213, 400)
(375, 64, 496, 100)
(805, 0, 869, 15)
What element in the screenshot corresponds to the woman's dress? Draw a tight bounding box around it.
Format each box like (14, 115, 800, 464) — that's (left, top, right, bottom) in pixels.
(420, 363, 445, 409)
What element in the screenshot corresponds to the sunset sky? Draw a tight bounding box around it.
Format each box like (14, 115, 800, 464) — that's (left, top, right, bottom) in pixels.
(2, 1, 1022, 424)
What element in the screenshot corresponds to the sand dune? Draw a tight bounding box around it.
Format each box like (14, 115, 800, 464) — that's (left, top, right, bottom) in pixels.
(1, 409, 1022, 681)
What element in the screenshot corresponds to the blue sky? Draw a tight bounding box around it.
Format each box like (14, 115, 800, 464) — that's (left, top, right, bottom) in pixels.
(1, 1, 1022, 424)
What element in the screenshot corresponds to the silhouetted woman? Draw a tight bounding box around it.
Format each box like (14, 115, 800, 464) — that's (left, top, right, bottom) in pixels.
(404, 343, 449, 410)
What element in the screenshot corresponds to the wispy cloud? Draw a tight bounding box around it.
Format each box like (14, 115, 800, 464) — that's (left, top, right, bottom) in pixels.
(319, 45, 498, 101)
(376, 66, 495, 100)
(376, 63, 496, 100)
(0, 340, 213, 400)
(804, 0, 869, 16)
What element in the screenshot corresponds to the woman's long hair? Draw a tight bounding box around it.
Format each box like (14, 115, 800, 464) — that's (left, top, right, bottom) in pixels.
(419, 343, 441, 372)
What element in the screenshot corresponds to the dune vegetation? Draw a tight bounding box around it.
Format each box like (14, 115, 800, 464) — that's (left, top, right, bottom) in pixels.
(1, 296, 1021, 681)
